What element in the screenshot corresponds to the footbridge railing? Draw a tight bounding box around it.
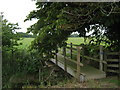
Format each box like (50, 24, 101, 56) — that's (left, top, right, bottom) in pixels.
(51, 43, 120, 81)
(54, 44, 83, 81)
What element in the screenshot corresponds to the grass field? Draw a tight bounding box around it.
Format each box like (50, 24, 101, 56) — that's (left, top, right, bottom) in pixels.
(17, 38, 34, 49)
(17, 37, 87, 49)
(67, 37, 86, 45)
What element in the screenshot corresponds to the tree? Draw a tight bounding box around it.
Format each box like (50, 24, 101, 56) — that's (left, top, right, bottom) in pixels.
(18, 32, 36, 38)
(2, 17, 44, 88)
(2, 18, 21, 87)
(2, 19, 20, 48)
(25, 2, 72, 59)
(70, 33, 79, 37)
(25, 2, 120, 59)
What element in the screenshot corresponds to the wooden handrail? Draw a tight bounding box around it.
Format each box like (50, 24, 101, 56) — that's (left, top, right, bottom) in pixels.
(57, 53, 83, 67)
(66, 43, 107, 65)
(65, 56, 83, 67)
(54, 42, 120, 80)
(67, 43, 80, 46)
(76, 46, 81, 82)
(66, 46, 77, 50)
(83, 55, 107, 64)
(107, 52, 119, 55)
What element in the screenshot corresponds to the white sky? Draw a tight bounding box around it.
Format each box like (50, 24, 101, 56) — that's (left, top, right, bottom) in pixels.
(0, 0, 37, 32)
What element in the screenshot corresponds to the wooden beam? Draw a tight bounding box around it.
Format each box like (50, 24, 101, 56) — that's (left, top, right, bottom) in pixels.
(83, 55, 107, 64)
(82, 45, 85, 61)
(107, 52, 119, 55)
(106, 59, 119, 62)
(100, 45, 103, 71)
(107, 64, 119, 68)
(70, 43, 73, 59)
(76, 46, 82, 82)
(118, 51, 120, 80)
(107, 69, 118, 73)
(63, 46, 67, 71)
(104, 50, 107, 73)
(55, 50, 58, 65)
(64, 56, 83, 67)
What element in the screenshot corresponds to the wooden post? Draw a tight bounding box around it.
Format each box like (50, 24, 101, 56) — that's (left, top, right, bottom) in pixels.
(99, 45, 103, 71)
(118, 51, 120, 81)
(82, 45, 85, 61)
(63, 46, 67, 71)
(76, 46, 81, 82)
(70, 43, 72, 59)
(104, 50, 107, 73)
(0, 15, 2, 90)
(62, 47, 64, 55)
(55, 50, 58, 65)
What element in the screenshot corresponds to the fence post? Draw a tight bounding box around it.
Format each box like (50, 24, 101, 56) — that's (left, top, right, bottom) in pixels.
(70, 43, 72, 59)
(82, 44, 85, 61)
(63, 46, 67, 71)
(104, 50, 107, 73)
(55, 50, 58, 65)
(76, 46, 82, 82)
(99, 45, 103, 71)
(118, 51, 120, 81)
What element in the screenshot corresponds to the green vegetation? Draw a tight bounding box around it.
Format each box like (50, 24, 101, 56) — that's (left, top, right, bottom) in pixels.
(25, 2, 120, 59)
(22, 76, 119, 88)
(2, 18, 43, 88)
(18, 32, 36, 38)
(2, 1, 120, 89)
(16, 37, 85, 49)
(17, 38, 34, 49)
(67, 37, 85, 45)
(2, 18, 21, 87)
(3, 36, 120, 88)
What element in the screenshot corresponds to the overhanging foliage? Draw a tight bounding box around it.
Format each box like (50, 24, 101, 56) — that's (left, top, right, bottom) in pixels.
(25, 2, 120, 58)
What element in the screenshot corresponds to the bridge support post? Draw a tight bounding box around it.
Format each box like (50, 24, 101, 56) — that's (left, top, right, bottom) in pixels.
(82, 44, 85, 61)
(76, 46, 82, 82)
(55, 49, 58, 65)
(104, 50, 107, 73)
(63, 46, 67, 71)
(118, 51, 120, 81)
(70, 43, 72, 59)
(99, 45, 103, 71)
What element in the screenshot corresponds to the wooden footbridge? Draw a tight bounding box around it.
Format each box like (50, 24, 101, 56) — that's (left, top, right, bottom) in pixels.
(49, 43, 120, 82)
